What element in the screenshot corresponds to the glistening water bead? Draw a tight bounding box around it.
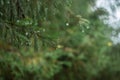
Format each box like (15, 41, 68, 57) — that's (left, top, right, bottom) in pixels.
(82, 30, 85, 33)
(86, 26, 90, 29)
(26, 32, 29, 36)
(66, 23, 69, 26)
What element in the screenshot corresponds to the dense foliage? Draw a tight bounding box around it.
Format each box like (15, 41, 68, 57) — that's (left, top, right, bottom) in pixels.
(0, 0, 120, 80)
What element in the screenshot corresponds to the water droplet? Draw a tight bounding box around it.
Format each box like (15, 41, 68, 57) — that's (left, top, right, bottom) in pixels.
(26, 32, 29, 36)
(57, 45, 63, 48)
(43, 29, 45, 32)
(82, 30, 84, 33)
(37, 31, 40, 33)
(86, 26, 90, 29)
(17, 20, 20, 23)
(7, 1, 10, 4)
(66, 23, 69, 26)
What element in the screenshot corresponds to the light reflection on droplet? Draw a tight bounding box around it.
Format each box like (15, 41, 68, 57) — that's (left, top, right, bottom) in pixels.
(86, 26, 90, 29)
(17, 20, 20, 23)
(43, 29, 45, 32)
(7, 1, 10, 4)
(66, 23, 69, 26)
(37, 31, 40, 33)
(82, 30, 85, 33)
(26, 32, 29, 36)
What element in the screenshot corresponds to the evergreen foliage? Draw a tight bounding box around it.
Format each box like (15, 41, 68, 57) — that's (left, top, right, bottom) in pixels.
(0, 0, 120, 80)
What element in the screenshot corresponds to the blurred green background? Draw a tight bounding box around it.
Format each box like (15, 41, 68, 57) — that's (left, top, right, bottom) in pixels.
(0, 0, 120, 80)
